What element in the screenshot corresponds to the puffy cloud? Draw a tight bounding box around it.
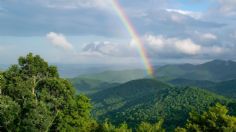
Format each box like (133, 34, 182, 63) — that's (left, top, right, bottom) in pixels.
(166, 9, 202, 19)
(174, 39, 201, 55)
(144, 35, 165, 49)
(144, 35, 201, 55)
(144, 34, 225, 57)
(46, 32, 74, 51)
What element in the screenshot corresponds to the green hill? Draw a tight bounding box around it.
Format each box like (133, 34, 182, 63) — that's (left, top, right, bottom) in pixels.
(72, 69, 147, 83)
(169, 78, 236, 99)
(70, 60, 236, 87)
(209, 79, 236, 98)
(91, 79, 233, 130)
(69, 77, 119, 94)
(168, 78, 216, 88)
(155, 60, 236, 81)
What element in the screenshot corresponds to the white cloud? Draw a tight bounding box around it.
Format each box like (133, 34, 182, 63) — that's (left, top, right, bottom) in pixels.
(166, 9, 202, 19)
(201, 33, 217, 40)
(174, 39, 201, 55)
(144, 35, 201, 55)
(144, 34, 226, 56)
(46, 32, 74, 51)
(145, 35, 165, 49)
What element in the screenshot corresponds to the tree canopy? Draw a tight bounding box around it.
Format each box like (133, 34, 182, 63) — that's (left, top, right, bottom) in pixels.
(0, 53, 96, 131)
(175, 103, 236, 132)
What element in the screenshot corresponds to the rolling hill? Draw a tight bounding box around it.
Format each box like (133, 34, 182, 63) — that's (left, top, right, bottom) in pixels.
(69, 77, 119, 94)
(90, 79, 233, 130)
(155, 60, 236, 81)
(168, 78, 216, 88)
(169, 78, 236, 99)
(70, 60, 236, 94)
(76, 69, 147, 83)
(209, 79, 236, 98)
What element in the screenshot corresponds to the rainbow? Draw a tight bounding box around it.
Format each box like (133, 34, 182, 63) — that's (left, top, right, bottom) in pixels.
(110, 0, 154, 76)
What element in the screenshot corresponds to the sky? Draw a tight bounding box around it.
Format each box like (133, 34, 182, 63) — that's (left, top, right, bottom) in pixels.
(0, 0, 236, 66)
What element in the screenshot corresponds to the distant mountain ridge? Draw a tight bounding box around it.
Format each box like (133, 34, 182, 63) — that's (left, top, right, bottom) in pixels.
(169, 78, 236, 99)
(77, 69, 147, 83)
(155, 59, 236, 81)
(69, 77, 119, 94)
(70, 59, 236, 94)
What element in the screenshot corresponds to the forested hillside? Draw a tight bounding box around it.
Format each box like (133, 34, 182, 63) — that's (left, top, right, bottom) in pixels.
(91, 79, 234, 131)
(69, 77, 119, 94)
(169, 79, 236, 99)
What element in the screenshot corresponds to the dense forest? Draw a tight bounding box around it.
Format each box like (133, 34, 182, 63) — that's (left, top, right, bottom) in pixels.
(1, 53, 236, 131)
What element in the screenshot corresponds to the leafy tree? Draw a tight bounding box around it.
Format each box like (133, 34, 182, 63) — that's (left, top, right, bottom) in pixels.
(136, 119, 165, 132)
(0, 53, 96, 131)
(0, 95, 20, 131)
(96, 120, 132, 132)
(175, 103, 236, 132)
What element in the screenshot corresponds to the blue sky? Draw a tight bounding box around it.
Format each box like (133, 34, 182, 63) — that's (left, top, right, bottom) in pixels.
(0, 0, 236, 66)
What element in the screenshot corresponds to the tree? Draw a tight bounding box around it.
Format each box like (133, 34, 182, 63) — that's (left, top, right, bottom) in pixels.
(175, 103, 236, 132)
(96, 120, 132, 132)
(0, 95, 20, 131)
(0, 73, 3, 94)
(136, 119, 165, 132)
(0, 53, 96, 131)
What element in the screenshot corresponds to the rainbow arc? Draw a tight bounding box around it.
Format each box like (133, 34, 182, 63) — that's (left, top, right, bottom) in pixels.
(110, 0, 154, 76)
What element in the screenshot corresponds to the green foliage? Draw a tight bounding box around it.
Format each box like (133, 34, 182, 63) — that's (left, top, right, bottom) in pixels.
(91, 79, 232, 131)
(0, 53, 96, 131)
(0, 95, 20, 131)
(18, 53, 59, 78)
(176, 103, 236, 131)
(96, 120, 132, 132)
(208, 79, 236, 98)
(136, 119, 165, 132)
(169, 78, 236, 99)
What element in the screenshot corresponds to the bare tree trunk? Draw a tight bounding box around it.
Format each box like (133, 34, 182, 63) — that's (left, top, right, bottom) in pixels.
(32, 76, 38, 104)
(32, 76, 36, 95)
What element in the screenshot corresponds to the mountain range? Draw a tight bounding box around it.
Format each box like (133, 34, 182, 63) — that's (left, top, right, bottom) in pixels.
(155, 59, 236, 81)
(68, 59, 236, 130)
(71, 60, 236, 93)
